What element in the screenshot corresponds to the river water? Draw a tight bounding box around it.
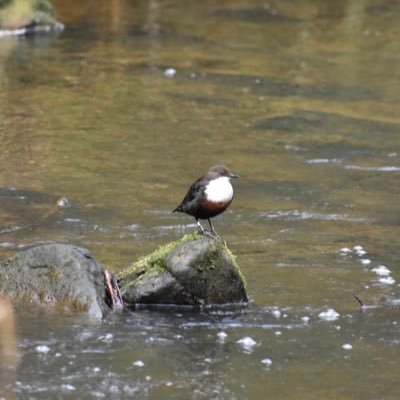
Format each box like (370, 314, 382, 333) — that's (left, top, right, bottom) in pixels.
(1, 0, 400, 398)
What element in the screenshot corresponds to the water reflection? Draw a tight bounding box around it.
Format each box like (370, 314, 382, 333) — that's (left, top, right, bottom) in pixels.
(1, 0, 400, 398)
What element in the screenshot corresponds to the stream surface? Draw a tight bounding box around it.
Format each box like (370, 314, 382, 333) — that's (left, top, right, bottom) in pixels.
(1, 0, 400, 399)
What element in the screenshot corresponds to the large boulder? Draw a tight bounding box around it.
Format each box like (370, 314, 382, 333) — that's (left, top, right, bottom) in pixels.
(118, 234, 248, 307)
(0, 244, 117, 319)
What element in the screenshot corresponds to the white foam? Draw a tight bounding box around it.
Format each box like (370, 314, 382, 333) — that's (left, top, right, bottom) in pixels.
(133, 360, 145, 367)
(379, 276, 395, 285)
(61, 384, 76, 391)
(35, 345, 50, 354)
(164, 68, 176, 78)
(372, 265, 391, 276)
(339, 247, 352, 255)
(217, 331, 228, 341)
(272, 309, 281, 318)
(345, 165, 400, 172)
(99, 333, 114, 343)
(237, 336, 257, 350)
(318, 308, 340, 321)
(305, 158, 342, 164)
(342, 343, 353, 350)
(360, 259, 371, 265)
(353, 245, 367, 256)
(261, 358, 273, 366)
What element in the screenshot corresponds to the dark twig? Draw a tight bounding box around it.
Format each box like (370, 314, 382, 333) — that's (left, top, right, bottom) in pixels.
(352, 292, 364, 308)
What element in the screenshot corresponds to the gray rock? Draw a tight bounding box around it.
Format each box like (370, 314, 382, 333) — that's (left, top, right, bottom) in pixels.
(118, 234, 248, 306)
(0, 244, 112, 319)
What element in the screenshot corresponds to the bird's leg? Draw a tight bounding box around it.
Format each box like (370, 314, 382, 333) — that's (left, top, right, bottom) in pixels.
(196, 219, 217, 238)
(196, 219, 206, 235)
(207, 219, 219, 238)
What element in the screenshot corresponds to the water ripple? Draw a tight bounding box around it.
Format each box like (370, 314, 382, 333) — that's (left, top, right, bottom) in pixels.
(261, 210, 369, 223)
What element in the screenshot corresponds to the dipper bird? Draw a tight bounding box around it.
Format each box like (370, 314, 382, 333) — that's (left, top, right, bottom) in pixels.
(173, 165, 239, 236)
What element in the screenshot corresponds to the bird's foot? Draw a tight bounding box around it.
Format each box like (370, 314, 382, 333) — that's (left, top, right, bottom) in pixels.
(201, 229, 220, 239)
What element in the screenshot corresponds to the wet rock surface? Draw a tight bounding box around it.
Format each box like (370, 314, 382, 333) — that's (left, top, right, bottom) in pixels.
(0, 244, 112, 319)
(118, 234, 248, 307)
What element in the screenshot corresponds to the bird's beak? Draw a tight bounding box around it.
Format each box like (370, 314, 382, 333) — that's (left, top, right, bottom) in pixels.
(230, 173, 239, 179)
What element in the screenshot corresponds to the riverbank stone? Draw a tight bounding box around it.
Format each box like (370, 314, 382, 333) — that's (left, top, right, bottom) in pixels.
(0, 0, 63, 34)
(118, 234, 248, 307)
(0, 244, 113, 319)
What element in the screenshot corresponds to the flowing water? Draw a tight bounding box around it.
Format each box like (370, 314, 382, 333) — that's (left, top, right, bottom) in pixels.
(1, 0, 400, 398)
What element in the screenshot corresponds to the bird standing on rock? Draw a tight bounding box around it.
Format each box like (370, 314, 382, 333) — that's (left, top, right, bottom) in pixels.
(173, 165, 239, 236)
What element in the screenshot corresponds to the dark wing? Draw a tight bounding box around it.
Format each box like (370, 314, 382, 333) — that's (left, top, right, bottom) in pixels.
(173, 177, 205, 213)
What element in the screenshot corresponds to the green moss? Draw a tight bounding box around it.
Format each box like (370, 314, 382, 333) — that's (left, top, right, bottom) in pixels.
(47, 264, 60, 281)
(0, 0, 59, 29)
(223, 243, 247, 288)
(117, 233, 200, 281)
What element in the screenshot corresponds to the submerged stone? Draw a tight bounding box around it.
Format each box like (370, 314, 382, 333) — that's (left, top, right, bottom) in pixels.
(0, 244, 114, 319)
(118, 234, 248, 307)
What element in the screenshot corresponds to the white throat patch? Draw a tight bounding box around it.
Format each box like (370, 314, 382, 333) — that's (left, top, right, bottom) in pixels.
(204, 176, 233, 203)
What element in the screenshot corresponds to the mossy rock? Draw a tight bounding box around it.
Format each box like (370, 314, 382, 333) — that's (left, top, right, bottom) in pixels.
(0, 244, 112, 319)
(0, 0, 63, 32)
(118, 234, 248, 306)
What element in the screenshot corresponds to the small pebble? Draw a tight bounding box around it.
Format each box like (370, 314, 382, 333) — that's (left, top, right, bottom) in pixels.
(57, 196, 71, 208)
(274, 331, 282, 336)
(318, 308, 340, 321)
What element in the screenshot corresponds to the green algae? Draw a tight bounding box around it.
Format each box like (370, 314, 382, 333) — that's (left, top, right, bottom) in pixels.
(0, 0, 60, 30)
(118, 234, 248, 305)
(117, 233, 200, 283)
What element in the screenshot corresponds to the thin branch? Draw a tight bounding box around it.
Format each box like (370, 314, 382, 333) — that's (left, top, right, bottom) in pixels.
(352, 292, 364, 308)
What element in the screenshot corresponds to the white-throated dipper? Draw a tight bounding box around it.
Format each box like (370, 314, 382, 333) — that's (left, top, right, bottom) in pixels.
(173, 165, 239, 236)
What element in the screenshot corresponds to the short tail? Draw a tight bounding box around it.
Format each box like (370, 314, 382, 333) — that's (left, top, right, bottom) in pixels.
(173, 204, 183, 213)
